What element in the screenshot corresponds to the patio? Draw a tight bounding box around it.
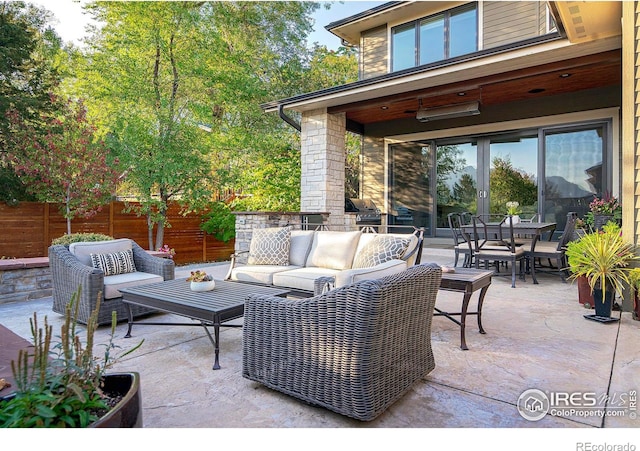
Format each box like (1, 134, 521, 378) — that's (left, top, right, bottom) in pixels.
(1, 243, 639, 437)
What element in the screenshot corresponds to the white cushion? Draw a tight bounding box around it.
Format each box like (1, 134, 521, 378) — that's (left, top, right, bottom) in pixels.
(248, 227, 291, 266)
(354, 233, 419, 265)
(231, 265, 301, 285)
(352, 235, 411, 269)
(90, 249, 137, 276)
(70, 238, 132, 267)
(103, 272, 163, 299)
(272, 267, 341, 292)
(305, 231, 362, 270)
(334, 260, 408, 287)
(289, 230, 315, 266)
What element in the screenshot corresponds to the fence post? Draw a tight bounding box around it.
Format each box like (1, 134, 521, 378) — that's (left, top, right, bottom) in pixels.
(43, 203, 50, 255)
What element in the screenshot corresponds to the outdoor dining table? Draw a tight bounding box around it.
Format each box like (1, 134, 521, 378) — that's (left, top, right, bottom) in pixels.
(461, 221, 557, 252)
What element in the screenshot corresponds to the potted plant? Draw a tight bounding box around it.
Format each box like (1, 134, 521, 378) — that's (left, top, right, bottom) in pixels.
(586, 194, 621, 231)
(186, 270, 215, 291)
(0, 290, 143, 427)
(565, 222, 639, 321)
(626, 268, 640, 321)
(505, 201, 522, 225)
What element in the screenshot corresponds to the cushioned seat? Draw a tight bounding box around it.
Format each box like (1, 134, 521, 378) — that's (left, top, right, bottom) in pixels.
(226, 227, 423, 295)
(103, 271, 164, 299)
(49, 238, 175, 325)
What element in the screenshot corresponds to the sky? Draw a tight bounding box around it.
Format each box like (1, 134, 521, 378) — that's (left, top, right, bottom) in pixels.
(31, 0, 388, 49)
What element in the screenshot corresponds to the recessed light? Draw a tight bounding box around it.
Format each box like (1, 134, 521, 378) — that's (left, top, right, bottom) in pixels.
(560, 73, 572, 78)
(457, 92, 466, 96)
(528, 88, 546, 94)
(380, 106, 389, 110)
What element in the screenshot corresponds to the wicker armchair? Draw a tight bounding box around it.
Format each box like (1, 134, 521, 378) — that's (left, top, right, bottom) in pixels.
(242, 263, 442, 421)
(49, 239, 175, 325)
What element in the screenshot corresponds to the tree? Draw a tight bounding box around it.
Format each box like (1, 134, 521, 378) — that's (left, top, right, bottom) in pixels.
(0, 1, 62, 202)
(6, 97, 120, 234)
(78, 1, 322, 249)
(489, 156, 537, 214)
(452, 173, 477, 212)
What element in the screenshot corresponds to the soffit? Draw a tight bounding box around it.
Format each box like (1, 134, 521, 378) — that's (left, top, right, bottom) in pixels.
(332, 49, 620, 125)
(270, 35, 620, 116)
(550, 1, 622, 43)
(327, 1, 465, 45)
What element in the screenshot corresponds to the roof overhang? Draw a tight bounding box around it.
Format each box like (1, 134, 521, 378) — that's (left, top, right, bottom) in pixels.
(549, 1, 622, 44)
(263, 34, 621, 115)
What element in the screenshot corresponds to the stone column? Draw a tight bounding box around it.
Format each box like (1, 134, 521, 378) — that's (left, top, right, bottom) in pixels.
(300, 108, 346, 230)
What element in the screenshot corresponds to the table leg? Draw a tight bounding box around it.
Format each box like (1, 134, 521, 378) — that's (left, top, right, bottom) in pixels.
(201, 321, 221, 370)
(476, 285, 490, 335)
(124, 303, 134, 338)
(460, 291, 472, 351)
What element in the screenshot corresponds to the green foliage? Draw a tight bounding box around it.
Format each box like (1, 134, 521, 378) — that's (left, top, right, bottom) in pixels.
(0, 289, 143, 428)
(566, 222, 640, 302)
(51, 233, 114, 246)
(6, 96, 120, 235)
(0, 1, 61, 152)
(489, 156, 537, 214)
(201, 202, 236, 243)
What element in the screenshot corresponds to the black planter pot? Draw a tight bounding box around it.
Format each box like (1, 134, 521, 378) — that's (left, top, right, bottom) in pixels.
(91, 372, 142, 428)
(593, 289, 614, 318)
(593, 214, 614, 231)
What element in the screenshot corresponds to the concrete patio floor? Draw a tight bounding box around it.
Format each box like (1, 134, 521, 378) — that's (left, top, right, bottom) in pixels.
(1, 245, 639, 446)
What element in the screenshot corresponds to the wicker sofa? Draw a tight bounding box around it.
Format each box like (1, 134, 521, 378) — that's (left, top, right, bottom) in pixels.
(49, 238, 175, 325)
(242, 263, 442, 421)
(226, 227, 424, 296)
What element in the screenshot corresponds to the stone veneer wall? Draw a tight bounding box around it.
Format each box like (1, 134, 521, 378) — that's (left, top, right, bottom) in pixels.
(300, 109, 346, 230)
(232, 212, 329, 264)
(0, 258, 51, 304)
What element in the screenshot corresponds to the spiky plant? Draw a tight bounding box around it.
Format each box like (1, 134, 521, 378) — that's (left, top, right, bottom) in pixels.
(0, 289, 143, 427)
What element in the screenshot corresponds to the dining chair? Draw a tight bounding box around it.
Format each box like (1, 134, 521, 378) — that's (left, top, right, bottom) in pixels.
(448, 212, 474, 267)
(471, 215, 527, 288)
(526, 212, 578, 283)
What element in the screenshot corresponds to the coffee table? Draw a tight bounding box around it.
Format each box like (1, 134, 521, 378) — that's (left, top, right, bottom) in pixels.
(436, 267, 493, 350)
(120, 278, 290, 370)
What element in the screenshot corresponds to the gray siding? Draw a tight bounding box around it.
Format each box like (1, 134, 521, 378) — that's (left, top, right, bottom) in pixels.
(360, 25, 388, 80)
(483, 1, 544, 49)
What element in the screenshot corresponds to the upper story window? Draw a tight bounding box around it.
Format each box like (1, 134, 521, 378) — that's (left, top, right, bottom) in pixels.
(392, 4, 478, 72)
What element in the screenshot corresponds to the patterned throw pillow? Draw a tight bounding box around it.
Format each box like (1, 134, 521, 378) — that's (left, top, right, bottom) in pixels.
(90, 249, 137, 276)
(248, 227, 291, 266)
(352, 235, 411, 269)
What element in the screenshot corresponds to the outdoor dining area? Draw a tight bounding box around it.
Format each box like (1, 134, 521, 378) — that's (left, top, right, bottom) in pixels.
(449, 211, 574, 288)
(1, 239, 638, 433)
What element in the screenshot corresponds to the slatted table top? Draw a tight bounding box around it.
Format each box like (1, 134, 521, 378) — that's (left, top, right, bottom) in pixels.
(120, 278, 290, 323)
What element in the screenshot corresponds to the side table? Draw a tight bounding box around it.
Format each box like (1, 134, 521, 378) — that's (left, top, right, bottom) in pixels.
(436, 268, 493, 350)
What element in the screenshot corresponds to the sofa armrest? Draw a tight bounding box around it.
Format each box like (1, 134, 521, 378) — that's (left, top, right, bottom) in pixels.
(335, 260, 408, 288)
(49, 244, 105, 318)
(131, 241, 175, 281)
(225, 250, 249, 280)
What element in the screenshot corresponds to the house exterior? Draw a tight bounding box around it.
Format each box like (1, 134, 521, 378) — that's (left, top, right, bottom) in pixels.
(262, 0, 635, 244)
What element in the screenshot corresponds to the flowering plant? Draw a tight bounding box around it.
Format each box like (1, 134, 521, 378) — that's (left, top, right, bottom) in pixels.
(186, 270, 212, 282)
(505, 201, 521, 216)
(589, 194, 620, 215)
(158, 244, 175, 259)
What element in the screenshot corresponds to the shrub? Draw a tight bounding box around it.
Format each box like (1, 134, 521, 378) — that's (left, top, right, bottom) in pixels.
(51, 233, 114, 246)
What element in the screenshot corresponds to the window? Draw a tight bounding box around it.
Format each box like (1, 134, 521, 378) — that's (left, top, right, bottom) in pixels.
(392, 4, 477, 71)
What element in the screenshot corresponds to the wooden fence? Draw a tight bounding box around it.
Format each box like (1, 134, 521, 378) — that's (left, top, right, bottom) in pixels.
(0, 201, 235, 265)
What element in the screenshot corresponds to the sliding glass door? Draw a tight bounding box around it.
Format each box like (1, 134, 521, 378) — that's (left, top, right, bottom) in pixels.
(389, 121, 609, 236)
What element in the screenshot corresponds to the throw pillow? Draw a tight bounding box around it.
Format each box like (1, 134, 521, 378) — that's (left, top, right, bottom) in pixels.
(352, 235, 411, 269)
(90, 249, 137, 276)
(248, 227, 291, 266)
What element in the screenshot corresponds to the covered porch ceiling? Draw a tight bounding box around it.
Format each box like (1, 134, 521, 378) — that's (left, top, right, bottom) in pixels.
(329, 48, 621, 127)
